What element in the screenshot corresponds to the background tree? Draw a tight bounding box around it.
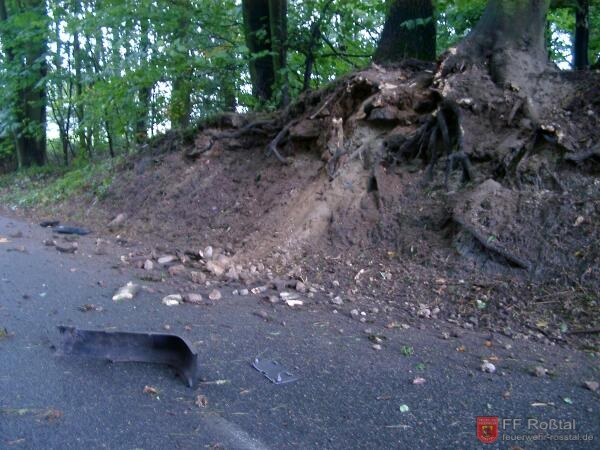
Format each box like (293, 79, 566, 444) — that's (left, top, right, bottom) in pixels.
(574, 0, 590, 68)
(242, 0, 288, 105)
(0, 0, 48, 168)
(374, 0, 436, 63)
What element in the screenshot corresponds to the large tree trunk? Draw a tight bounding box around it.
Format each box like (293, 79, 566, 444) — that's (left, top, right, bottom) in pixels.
(219, 73, 237, 112)
(171, 75, 192, 129)
(0, 0, 47, 168)
(169, 13, 192, 129)
(269, 0, 289, 106)
(373, 0, 436, 63)
(242, 0, 275, 102)
(17, 0, 48, 167)
(72, 0, 87, 154)
(136, 18, 151, 141)
(242, 0, 287, 104)
(442, 0, 551, 90)
(573, 0, 589, 69)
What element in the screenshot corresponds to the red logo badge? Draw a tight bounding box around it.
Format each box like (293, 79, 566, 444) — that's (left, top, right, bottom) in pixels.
(477, 416, 499, 444)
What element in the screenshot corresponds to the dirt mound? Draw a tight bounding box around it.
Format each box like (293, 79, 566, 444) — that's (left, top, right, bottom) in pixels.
(36, 61, 600, 346)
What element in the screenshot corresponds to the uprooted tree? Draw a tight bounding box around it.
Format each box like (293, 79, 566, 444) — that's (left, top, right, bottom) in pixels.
(193, 0, 598, 291)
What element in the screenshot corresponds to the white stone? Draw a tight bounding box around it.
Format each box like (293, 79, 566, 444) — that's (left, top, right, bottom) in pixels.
(208, 289, 222, 301)
(112, 282, 139, 301)
(157, 255, 177, 265)
(162, 294, 182, 306)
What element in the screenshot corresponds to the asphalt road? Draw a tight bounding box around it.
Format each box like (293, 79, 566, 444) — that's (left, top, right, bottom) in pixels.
(0, 215, 598, 449)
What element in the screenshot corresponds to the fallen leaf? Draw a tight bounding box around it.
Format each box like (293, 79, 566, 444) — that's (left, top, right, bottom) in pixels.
(0, 408, 32, 416)
(143, 385, 159, 395)
(78, 304, 102, 312)
(7, 245, 27, 253)
(42, 409, 63, 422)
(195, 395, 208, 408)
(253, 310, 271, 321)
(456, 345, 466, 352)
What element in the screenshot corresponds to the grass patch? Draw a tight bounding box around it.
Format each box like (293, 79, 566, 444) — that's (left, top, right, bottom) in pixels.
(0, 158, 121, 208)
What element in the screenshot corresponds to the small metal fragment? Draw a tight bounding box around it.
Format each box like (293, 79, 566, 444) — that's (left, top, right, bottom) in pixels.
(252, 358, 298, 384)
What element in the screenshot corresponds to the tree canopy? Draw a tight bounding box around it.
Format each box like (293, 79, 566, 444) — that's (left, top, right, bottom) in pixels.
(0, 0, 598, 170)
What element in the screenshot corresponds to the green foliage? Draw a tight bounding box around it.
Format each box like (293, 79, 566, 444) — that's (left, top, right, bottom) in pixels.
(286, 0, 386, 93)
(548, 8, 576, 67)
(435, 0, 486, 53)
(0, 0, 598, 176)
(0, 158, 119, 207)
(589, 4, 600, 63)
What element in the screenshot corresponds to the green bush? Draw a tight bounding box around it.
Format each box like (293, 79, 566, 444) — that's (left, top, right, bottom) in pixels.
(0, 158, 120, 208)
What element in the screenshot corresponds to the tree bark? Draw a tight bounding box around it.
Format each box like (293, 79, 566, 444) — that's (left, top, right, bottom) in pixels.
(443, 0, 551, 89)
(136, 18, 151, 141)
(72, 0, 87, 154)
(170, 12, 193, 129)
(374, 0, 436, 63)
(171, 75, 192, 129)
(242, 0, 287, 104)
(242, 0, 275, 102)
(269, 0, 289, 105)
(219, 73, 237, 111)
(16, 0, 48, 167)
(573, 0, 589, 69)
(0, 0, 47, 167)
(0, 0, 20, 166)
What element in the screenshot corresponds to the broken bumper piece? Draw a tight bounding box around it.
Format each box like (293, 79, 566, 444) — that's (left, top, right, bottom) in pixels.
(57, 326, 198, 387)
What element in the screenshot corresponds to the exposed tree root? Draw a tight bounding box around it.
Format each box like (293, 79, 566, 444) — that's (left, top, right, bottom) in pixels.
(452, 216, 531, 271)
(445, 151, 474, 187)
(265, 121, 295, 164)
(564, 142, 600, 166)
(215, 119, 278, 140)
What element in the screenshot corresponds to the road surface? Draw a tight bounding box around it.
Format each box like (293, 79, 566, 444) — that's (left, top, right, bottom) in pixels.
(0, 215, 598, 449)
